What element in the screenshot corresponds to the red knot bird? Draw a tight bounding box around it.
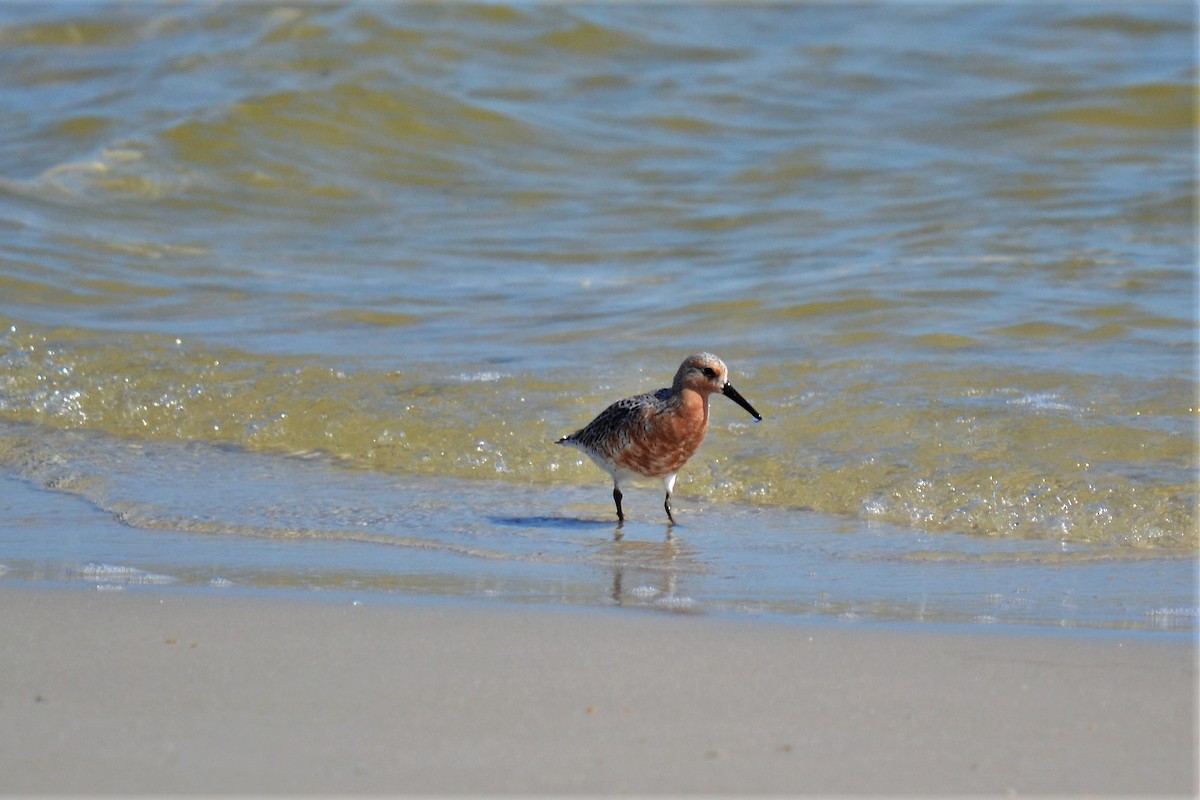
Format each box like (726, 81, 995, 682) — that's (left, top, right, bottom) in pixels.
(556, 352, 762, 525)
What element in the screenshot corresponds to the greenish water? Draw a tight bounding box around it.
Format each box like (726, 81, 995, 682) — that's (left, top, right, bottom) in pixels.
(0, 3, 1195, 629)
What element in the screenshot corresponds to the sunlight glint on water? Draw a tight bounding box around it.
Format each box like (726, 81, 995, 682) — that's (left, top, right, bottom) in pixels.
(0, 4, 1194, 623)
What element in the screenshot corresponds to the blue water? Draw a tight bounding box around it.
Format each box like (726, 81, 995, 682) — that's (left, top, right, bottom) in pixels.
(0, 3, 1195, 631)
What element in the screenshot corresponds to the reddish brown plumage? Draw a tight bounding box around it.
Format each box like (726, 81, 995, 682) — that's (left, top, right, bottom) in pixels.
(557, 352, 761, 524)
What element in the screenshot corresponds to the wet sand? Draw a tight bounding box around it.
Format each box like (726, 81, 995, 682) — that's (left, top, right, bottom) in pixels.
(0, 586, 1194, 795)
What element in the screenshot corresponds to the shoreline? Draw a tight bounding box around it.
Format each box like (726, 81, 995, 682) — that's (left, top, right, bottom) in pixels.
(3, 460, 1195, 635)
(0, 585, 1195, 795)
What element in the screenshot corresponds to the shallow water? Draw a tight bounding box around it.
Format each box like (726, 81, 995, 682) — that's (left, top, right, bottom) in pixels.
(1, 423, 1194, 632)
(0, 3, 1195, 629)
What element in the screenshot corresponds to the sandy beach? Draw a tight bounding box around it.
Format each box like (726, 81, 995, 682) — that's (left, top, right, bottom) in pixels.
(0, 586, 1194, 795)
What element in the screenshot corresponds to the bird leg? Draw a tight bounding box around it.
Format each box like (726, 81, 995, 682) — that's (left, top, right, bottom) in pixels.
(612, 486, 625, 523)
(663, 491, 676, 525)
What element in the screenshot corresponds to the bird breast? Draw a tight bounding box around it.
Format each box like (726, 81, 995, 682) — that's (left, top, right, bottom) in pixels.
(614, 390, 709, 478)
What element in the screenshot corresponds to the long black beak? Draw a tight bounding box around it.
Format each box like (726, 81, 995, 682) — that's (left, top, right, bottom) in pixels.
(722, 383, 762, 421)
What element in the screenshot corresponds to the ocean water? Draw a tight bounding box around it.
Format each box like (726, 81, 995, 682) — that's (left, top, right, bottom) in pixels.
(0, 2, 1195, 631)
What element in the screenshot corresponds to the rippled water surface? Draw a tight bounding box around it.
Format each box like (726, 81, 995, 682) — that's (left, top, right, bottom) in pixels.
(0, 3, 1195, 629)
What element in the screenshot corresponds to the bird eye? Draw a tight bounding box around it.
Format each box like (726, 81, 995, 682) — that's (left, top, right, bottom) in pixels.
(702, 367, 717, 379)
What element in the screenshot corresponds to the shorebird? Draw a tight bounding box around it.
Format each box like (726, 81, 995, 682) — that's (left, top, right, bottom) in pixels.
(557, 352, 762, 524)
